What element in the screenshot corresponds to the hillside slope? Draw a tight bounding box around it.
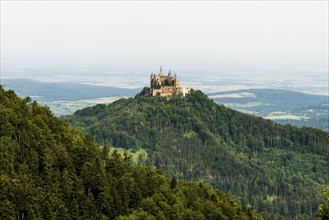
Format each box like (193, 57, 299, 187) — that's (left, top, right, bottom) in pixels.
(0, 86, 262, 219)
(68, 90, 329, 219)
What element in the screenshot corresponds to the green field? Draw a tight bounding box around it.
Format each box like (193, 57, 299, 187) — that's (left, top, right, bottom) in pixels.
(43, 97, 122, 115)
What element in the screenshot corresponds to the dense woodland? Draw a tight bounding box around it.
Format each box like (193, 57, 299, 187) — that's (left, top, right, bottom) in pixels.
(0, 86, 263, 219)
(69, 90, 329, 219)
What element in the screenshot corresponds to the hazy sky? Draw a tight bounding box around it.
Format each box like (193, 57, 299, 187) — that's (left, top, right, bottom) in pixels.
(1, 1, 328, 74)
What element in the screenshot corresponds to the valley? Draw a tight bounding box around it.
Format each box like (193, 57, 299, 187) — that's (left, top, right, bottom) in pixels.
(209, 89, 328, 131)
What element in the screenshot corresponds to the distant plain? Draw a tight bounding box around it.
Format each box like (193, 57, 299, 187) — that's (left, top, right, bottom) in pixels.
(2, 69, 328, 130)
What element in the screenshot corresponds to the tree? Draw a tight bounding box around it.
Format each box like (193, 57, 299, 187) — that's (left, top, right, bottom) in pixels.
(170, 177, 177, 189)
(319, 189, 329, 220)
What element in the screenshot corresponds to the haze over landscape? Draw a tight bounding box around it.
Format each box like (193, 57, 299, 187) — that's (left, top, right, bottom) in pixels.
(1, 1, 328, 94)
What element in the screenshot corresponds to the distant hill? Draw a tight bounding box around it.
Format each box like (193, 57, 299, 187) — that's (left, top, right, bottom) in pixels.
(0, 85, 263, 219)
(2, 78, 140, 102)
(208, 89, 328, 131)
(68, 90, 329, 219)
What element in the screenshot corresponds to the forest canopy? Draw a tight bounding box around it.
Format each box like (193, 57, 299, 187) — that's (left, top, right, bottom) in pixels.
(0, 85, 262, 219)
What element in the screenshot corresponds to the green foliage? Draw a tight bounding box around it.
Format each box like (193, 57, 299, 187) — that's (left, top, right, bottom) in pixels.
(68, 89, 329, 219)
(318, 189, 329, 219)
(0, 85, 261, 219)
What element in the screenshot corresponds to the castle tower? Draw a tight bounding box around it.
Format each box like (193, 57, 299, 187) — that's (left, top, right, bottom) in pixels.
(150, 72, 154, 88)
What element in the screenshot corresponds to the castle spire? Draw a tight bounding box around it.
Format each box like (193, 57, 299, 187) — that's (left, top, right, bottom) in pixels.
(159, 66, 163, 76)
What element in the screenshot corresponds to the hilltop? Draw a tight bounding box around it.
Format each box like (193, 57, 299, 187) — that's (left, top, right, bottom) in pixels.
(68, 90, 329, 219)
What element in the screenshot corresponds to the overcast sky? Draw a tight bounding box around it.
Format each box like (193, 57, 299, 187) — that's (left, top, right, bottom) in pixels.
(1, 1, 328, 74)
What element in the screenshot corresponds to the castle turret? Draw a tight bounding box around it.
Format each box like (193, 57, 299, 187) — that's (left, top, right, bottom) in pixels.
(168, 70, 173, 77)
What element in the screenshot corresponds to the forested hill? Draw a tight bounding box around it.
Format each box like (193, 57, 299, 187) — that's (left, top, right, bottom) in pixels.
(0, 86, 263, 219)
(68, 90, 329, 219)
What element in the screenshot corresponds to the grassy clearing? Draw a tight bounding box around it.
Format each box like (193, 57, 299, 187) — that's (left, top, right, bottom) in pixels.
(209, 92, 256, 99)
(265, 111, 309, 120)
(43, 96, 122, 115)
(225, 102, 271, 108)
(109, 147, 149, 164)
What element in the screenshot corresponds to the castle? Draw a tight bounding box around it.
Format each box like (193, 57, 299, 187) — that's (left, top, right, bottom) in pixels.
(149, 67, 190, 97)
